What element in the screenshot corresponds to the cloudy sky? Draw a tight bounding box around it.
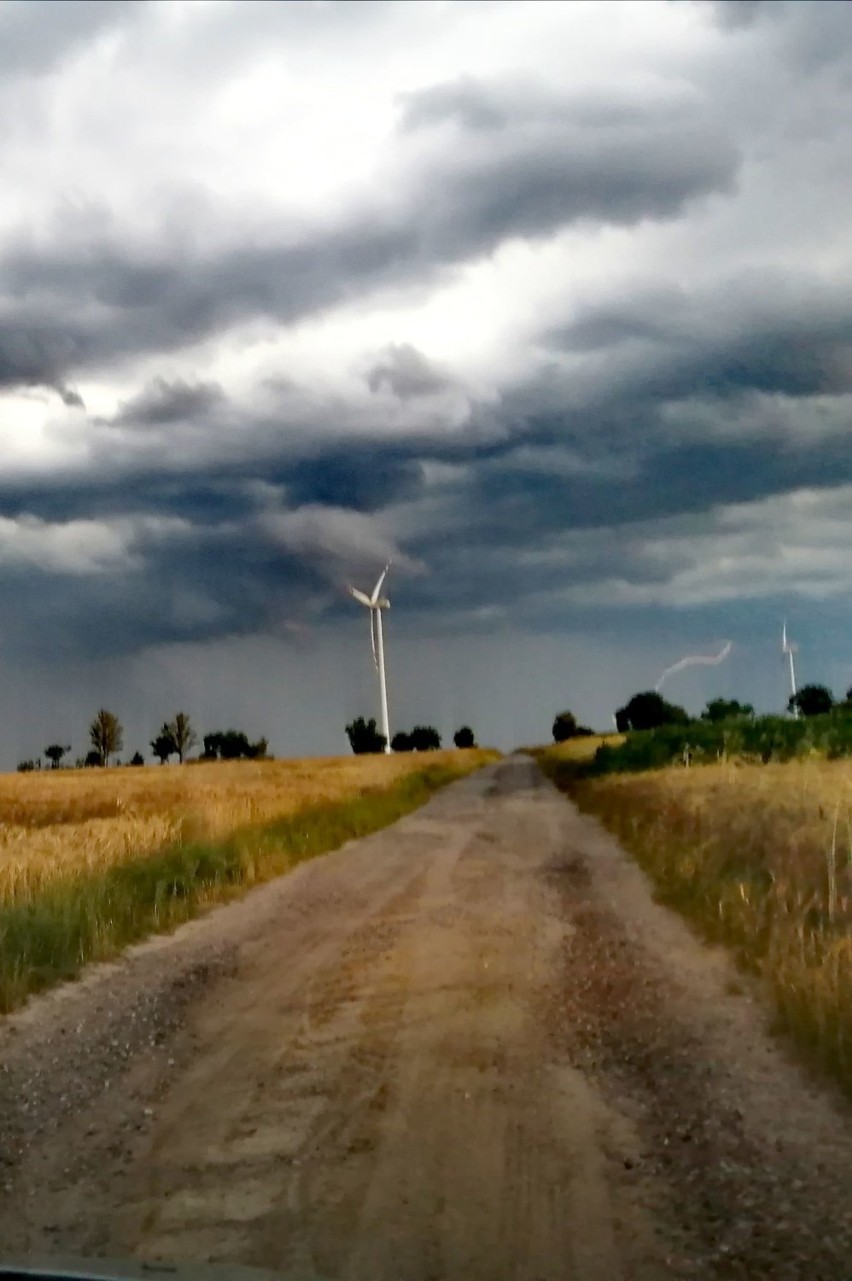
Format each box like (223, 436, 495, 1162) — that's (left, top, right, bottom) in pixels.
(1, 0, 851, 765)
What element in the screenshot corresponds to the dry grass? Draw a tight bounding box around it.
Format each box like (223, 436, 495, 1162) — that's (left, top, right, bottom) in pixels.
(0, 750, 497, 1011)
(531, 733, 625, 764)
(0, 752, 490, 907)
(553, 757, 852, 1095)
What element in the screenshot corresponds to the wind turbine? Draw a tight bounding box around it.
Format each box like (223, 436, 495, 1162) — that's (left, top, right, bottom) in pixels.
(348, 563, 392, 753)
(782, 620, 799, 717)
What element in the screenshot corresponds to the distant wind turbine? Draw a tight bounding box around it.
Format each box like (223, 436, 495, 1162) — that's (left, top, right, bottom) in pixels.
(782, 620, 798, 717)
(654, 641, 733, 692)
(348, 563, 392, 753)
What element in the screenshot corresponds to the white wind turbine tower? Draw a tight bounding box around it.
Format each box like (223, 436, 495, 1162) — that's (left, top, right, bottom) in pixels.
(782, 619, 799, 717)
(348, 563, 392, 753)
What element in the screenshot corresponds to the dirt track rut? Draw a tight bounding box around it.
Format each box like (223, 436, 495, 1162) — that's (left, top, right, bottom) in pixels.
(2, 756, 851, 1280)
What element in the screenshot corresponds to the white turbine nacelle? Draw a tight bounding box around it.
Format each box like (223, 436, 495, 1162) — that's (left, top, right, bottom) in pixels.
(347, 563, 392, 753)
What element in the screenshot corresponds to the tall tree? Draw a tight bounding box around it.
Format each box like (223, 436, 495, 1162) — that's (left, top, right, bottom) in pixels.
(788, 685, 834, 717)
(167, 711, 197, 763)
(89, 709, 123, 767)
(150, 728, 177, 764)
(44, 743, 71, 769)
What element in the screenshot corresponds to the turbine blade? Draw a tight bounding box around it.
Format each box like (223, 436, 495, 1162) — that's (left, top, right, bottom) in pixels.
(348, 586, 372, 607)
(370, 561, 391, 606)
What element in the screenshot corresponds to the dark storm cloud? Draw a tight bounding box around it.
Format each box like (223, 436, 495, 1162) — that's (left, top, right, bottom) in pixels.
(0, 0, 136, 77)
(543, 275, 852, 440)
(112, 377, 226, 428)
(284, 450, 424, 512)
(0, 80, 739, 391)
(0, 502, 336, 662)
(0, 315, 79, 393)
(0, 315, 88, 406)
(365, 345, 455, 399)
(709, 0, 852, 75)
(397, 80, 738, 255)
(710, 1, 789, 31)
(0, 470, 260, 527)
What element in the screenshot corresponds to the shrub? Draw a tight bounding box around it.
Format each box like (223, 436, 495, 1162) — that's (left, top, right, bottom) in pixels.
(585, 707, 852, 777)
(410, 725, 441, 751)
(345, 717, 387, 755)
(552, 710, 578, 742)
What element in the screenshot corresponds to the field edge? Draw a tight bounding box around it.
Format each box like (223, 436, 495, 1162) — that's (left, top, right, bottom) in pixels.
(0, 751, 498, 1016)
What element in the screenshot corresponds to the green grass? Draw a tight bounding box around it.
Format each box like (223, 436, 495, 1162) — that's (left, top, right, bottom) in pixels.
(0, 761, 481, 1013)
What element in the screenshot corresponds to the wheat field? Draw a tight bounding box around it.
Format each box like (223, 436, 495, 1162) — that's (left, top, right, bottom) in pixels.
(0, 749, 498, 1012)
(564, 758, 852, 1093)
(0, 752, 492, 909)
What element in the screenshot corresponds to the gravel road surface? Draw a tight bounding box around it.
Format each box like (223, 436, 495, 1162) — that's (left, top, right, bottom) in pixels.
(1, 756, 851, 1280)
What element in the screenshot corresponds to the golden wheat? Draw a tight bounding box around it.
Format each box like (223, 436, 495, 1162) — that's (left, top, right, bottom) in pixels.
(563, 758, 852, 1092)
(0, 751, 493, 909)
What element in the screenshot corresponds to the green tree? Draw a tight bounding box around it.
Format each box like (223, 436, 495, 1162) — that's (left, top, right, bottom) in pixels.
(201, 729, 267, 760)
(410, 725, 441, 751)
(129, 751, 145, 766)
(552, 710, 578, 742)
(219, 730, 251, 760)
(788, 684, 834, 717)
(150, 727, 177, 764)
(453, 726, 476, 748)
(44, 743, 70, 769)
(89, 709, 123, 767)
(621, 691, 689, 732)
(167, 711, 197, 763)
(701, 698, 754, 723)
(391, 731, 413, 752)
(345, 717, 387, 754)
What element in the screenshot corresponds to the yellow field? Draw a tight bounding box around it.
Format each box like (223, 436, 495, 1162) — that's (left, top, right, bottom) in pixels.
(536, 733, 625, 763)
(574, 758, 852, 915)
(564, 757, 852, 1092)
(0, 751, 495, 908)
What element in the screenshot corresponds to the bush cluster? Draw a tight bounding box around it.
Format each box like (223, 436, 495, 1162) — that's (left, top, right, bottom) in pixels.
(588, 708, 852, 776)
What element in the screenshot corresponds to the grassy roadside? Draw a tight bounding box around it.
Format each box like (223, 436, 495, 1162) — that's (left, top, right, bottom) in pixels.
(0, 753, 496, 1013)
(538, 746, 852, 1097)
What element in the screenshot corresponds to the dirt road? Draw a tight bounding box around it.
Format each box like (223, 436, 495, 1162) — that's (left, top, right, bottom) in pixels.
(2, 757, 852, 1279)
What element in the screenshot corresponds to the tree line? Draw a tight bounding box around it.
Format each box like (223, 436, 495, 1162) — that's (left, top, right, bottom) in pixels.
(552, 682, 852, 742)
(344, 717, 477, 755)
(18, 709, 268, 772)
